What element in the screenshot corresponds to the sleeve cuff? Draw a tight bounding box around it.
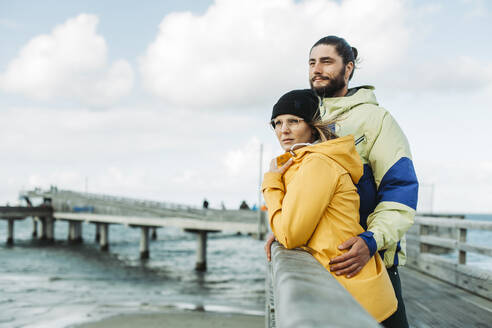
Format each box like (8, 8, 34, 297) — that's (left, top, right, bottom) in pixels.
(358, 231, 377, 257)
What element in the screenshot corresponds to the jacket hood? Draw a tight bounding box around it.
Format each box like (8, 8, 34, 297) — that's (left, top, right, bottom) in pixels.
(320, 86, 378, 118)
(290, 135, 363, 184)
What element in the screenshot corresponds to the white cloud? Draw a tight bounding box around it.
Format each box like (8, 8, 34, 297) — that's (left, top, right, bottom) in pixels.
(0, 14, 133, 106)
(139, 0, 409, 108)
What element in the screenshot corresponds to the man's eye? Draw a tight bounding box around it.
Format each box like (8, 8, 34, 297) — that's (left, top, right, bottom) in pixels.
(274, 121, 282, 127)
(288, 119, 299, 124)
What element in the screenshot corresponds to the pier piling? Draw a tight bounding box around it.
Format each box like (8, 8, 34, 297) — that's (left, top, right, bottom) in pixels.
(151, 227, 157, 240)
(140, 227, 149, 259)
(100, 223, 109, 251)
(75, 222, 83, 243)
(196, 231, 207, 271)
(45, 218, 54, 242)
(40, 217, 47, 240)
(68, 221, 76, 243)
(95, 223, 100, 242)
(7, 219, 14, 245)
(32, 218, 38, 238)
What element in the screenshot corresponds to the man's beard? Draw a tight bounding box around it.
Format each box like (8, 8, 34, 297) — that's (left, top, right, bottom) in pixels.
(310, 66, 346, 98)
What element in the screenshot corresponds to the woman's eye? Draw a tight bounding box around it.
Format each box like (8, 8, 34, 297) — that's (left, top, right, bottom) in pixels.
(288, 119, 298, 124)
(274, 121, 282, 127)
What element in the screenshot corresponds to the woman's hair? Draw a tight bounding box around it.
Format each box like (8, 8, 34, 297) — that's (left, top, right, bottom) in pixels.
(309, 109, 338, 142)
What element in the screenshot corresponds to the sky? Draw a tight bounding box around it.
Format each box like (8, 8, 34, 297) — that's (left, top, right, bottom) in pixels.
(1, 0, 491, 213)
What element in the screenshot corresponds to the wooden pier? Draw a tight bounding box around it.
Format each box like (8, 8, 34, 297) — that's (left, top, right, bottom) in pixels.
(2, 189, 492, 327)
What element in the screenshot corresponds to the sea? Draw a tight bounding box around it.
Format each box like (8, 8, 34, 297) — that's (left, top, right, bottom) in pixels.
(0, 219, 266, 328)
(1, 214, 491, 328)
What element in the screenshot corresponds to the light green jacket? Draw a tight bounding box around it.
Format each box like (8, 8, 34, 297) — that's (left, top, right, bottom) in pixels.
(320, 86, 419, 267)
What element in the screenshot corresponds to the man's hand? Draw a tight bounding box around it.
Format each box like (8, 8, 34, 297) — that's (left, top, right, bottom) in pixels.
(329, 236, 371, 278)
(264, 233, 276, 262)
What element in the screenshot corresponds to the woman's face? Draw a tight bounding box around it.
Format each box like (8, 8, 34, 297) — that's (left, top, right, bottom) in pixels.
(272, 114, 314, 151)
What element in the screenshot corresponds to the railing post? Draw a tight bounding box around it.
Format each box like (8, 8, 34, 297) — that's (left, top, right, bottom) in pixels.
(420, 224, 429, 254)
(459, 228, 467, 265)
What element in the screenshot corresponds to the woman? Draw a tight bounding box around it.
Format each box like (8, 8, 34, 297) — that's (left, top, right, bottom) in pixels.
(262, 89, 397, 322)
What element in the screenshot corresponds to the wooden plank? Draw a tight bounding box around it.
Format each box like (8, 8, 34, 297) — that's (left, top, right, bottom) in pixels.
(53, 212, 258, 234)
(415, 216, 492, 230)
(459, 243, 492, 258)
(419, 235, 492, 258)
(420, 235, 456, 249)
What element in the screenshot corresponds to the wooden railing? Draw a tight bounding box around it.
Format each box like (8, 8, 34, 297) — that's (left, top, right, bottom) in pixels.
(406, 215, 492, 300)
(267, 242, 379, 328)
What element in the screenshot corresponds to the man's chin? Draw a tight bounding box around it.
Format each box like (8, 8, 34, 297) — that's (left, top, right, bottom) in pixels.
(312, 86, 329, 95)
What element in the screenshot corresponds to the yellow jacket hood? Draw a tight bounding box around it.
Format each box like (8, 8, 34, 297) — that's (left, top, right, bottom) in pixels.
(290, 135, 363, 185)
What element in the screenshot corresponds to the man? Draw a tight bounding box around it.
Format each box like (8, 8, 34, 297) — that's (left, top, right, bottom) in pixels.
(265, 36, 418, 327)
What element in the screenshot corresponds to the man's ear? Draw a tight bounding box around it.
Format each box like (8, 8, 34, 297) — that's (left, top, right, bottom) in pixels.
(345, 61, 354, 81)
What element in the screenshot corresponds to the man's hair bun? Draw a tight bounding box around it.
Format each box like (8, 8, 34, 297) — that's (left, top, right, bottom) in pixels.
(351, 47, 358, 60)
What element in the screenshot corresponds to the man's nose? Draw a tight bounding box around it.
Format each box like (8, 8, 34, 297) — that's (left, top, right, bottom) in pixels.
(312, 61, 322, 74)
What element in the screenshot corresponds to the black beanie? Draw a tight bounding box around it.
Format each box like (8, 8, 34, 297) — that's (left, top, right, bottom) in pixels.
(271, 89, 320, 122)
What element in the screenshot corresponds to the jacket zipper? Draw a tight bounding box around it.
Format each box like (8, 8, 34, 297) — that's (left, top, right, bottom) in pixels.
(354, 134, 366, 146)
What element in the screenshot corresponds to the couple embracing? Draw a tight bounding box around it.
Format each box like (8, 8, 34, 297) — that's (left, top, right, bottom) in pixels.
(262, 36, 418, 327)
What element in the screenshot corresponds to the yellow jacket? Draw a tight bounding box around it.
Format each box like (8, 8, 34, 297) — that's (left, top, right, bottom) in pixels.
(262, 135, 397, 322)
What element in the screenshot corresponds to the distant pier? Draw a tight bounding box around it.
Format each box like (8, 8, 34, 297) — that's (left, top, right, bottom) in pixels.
(1, 188, 267, 271)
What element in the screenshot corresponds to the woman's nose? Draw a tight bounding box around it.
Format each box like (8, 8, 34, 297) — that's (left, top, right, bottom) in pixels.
(280, 123, 291, 133)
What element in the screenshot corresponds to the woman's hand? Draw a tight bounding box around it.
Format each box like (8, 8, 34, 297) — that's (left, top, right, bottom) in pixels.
(268, 157, 293, 174)
(264, 233, 276, 262)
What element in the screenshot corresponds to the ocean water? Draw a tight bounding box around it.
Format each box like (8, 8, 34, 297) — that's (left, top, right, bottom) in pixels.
(0, 219, 266, 328)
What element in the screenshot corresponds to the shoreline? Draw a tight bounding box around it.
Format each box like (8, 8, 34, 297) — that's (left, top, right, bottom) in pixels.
(70, 309, 264, 328)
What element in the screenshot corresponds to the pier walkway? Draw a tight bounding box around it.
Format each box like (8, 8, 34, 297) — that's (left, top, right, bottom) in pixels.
(399, 266, 492, 327)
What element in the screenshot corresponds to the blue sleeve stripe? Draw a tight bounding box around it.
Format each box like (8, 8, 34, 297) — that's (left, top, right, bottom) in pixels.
(393, 241, 401, 267)
(356, 164, 378, 230)
(358, 231, 377, 257)
(377, 157, 419, 210)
